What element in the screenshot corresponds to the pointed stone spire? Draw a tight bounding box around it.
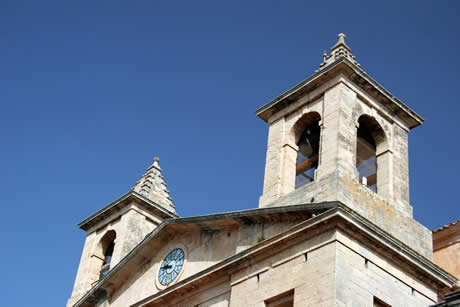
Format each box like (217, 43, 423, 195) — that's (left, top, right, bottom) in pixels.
(132, 157, 175, 212)
(320, 33, 360, 69)
(331, 33, 350, 52)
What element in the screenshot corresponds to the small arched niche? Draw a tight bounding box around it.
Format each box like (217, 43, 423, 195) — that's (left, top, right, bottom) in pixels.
(98, 230, 116, 278)
(293, 112, 321, 189)
(356, 115, 387, 192)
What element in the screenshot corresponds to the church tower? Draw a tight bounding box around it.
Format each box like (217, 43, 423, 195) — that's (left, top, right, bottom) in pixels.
(257, 33, 433, 259)
(67, 35, 457, 307)
(67, 158, 178, 307)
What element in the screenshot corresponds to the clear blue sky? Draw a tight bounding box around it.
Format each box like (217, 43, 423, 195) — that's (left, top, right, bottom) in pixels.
(2, 1, 459, 305)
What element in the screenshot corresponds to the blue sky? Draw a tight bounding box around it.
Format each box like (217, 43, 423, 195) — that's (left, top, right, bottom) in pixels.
(2, 1, 459, 306)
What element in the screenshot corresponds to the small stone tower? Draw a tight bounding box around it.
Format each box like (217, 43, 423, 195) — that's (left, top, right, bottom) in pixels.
(67, 158, 178, 306)
(257, 34, 432, 258)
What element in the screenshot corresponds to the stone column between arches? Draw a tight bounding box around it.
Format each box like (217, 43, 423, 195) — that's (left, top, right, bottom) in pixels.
(316, 82, 358, 180)
(259, 118, 285, 207)
(280, 142, 298, 196)
(376, 148, 393, 203)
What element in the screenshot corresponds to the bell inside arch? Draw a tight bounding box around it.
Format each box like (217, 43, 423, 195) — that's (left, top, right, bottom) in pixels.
(295, 120, 320, 189)
(297, 126, 320, 157)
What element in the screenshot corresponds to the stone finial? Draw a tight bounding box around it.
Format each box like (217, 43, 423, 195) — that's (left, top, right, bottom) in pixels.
(332, 33, 350, 51)
(320, 33, 360, 69)
(152, 157, 161, 169)
(132, 157, 175, 212)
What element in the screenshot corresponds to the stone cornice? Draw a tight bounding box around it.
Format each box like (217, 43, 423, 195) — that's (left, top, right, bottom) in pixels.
(78, 191, 179, 232)
(256, 57, 424, 129)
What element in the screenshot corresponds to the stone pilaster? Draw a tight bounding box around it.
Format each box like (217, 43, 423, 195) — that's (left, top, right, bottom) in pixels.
(316, 82, 357, 180)
(259, 118, 285, 207)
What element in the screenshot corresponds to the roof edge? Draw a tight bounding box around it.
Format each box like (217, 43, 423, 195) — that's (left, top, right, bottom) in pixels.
(72, 202, 339, 307)
(434, 220, 460, 233)
(134, 205, 456, 306)
(77, 191, 179, 231)
(73, 202, 456, 307)
(256, 57, 424, 128)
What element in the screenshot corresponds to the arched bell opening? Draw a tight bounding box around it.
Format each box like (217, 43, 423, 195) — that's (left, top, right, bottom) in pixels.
(356, 115, 387, 193)
(293, 112, 321, 189)
(98, 230, 116, 279)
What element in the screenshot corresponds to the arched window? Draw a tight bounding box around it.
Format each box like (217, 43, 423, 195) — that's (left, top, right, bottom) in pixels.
(356, 115, 386, 192)
(98, 230, 116, 278)
(294, 112, 321, 189)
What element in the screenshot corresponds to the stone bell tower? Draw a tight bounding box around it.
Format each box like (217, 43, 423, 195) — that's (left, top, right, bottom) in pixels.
(257, 34, 433, 259)
(67, 158, 178, 307)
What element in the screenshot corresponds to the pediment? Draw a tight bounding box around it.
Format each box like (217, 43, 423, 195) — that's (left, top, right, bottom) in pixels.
(74, 202, 456, 307)
(74, 203, 335, 306)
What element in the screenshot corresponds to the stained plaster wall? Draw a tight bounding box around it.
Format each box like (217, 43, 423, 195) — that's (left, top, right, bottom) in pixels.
(258, 74, 433, 259)
(433, 223, 460, 282)
(434, 244, 460, 282)
(107, 219, 298, 307)
(67, 201, 160, 307)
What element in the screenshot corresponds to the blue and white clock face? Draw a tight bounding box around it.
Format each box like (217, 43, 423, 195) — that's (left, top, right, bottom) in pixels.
(158, 248, 185, 286)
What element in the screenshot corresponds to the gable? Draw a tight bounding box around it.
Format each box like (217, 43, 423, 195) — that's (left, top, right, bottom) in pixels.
(102, 211, 321, 306)
(74, 203, 334, 306)
(74, 202, 456, 307)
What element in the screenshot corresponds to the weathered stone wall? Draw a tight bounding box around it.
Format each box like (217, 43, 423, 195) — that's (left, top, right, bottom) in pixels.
(230, 230, 337, 306)
(68, 230, 99, 306)
(259, 75, 412, 215)
(67, 201, 160, 307)
(97, 216, 443, 307)
(114, 207, 159, 264)
(261, 171, 433, 259)
(107, 219, 298, 306)
(335, 230, 438, 306)
(171, 278, 230, 307)
(259, 117, 284, 207)
(229, 227, 437, 307)
(258, 74, 432, 258)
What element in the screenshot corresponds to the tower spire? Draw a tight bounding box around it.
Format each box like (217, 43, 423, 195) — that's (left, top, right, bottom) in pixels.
(132, 157, 175, 212)
(320, 33, 360, 69)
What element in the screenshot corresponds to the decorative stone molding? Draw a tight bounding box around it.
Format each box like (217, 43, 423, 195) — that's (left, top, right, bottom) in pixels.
(320, 33, 361, 69)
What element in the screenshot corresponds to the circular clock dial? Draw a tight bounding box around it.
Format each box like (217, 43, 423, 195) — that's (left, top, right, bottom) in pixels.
(158, 248, 185, 286)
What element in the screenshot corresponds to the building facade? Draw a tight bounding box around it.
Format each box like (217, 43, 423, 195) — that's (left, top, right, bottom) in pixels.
(433, 221, 460, 282)
(67, 34, 458, 307)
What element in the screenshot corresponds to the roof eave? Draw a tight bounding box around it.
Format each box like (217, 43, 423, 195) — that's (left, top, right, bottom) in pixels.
(78, 191, 179, 231)
(256, 58, 424, 129)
